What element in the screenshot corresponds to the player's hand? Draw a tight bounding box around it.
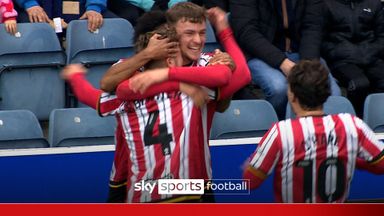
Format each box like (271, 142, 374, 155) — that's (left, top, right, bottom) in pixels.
(129, 68, 169, 93)
(26, 6, 50, 23)
(61, 64, 87, 80)
(209, 49, 236, 71)
(4, 20, 17, 35)
(280, 58, 296, 77)
(145, 34, 179, 60)
(206, 7, 229, 34)
(180, 83, 210, 108)
(80, 10, 103, 32)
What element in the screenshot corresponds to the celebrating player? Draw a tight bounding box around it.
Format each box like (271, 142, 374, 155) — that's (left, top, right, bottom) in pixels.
(63, 7, 250, 201)
(243, 60, 384, 203)
(99, 3, 251, 202)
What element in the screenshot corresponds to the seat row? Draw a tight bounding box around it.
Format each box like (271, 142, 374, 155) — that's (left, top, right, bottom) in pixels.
(210, 94, 384, 140)
(0, 19, 134, 120)
(1, 94, 383, 149)
(0, 108, 115, 149)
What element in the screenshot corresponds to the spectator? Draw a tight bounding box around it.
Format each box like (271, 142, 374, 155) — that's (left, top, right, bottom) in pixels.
(14, 0, 117, 32)
(243, 60, 384, 203)
(230, 0, 341, 119)
(1, 0, 18, 34)
(108, 0, 187, 26)
(302, 0, 384, 117)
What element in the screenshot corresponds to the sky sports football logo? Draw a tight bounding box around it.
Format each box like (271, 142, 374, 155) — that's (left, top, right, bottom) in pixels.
(134, 179, 250, 195)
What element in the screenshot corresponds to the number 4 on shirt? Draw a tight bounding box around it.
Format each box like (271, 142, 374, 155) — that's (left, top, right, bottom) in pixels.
(144, 110, 173, 156)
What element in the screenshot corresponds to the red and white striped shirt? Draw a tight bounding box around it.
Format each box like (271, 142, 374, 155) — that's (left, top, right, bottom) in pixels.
(98, 88, 213, 202)
(98, 51, 223, 203)
(247, 113, 384, 203)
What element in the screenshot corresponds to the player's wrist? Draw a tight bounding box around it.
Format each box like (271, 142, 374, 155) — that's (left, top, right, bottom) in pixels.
(141, 48, 154, 63)
(70, 72, 85, 79)
(215, 23, 230, 35)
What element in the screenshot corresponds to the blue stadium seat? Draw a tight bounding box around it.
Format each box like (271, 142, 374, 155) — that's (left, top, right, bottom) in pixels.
(0, 23, 66, 120)
(203, 20, 222, 53)
(66, 18, 135, 107)
(363, 93, 384, 132)
(66, 18, 134, 85)
(48, 108, 116, 147)
(0, 110, 49, 149)
(286, 96, 356, 119)
(210, 100, 278, 139)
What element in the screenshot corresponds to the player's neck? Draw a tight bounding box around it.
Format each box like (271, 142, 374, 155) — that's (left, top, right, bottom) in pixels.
(182, 57, 193, 66)
(296, 108, 324, 118)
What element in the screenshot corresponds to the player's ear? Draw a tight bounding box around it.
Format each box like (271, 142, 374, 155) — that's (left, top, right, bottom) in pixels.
(167, 57, 176, 67)
(287, 86, 294, 101)
(287, 86, 299, 105)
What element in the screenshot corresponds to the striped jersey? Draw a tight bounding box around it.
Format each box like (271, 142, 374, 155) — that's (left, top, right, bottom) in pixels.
(99, 54, 215, 203)
(248, 113, 384, 203)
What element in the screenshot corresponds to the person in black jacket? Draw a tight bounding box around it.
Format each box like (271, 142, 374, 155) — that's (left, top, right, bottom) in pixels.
(230, 0, 341, 119)
(303, 0, 384, 116)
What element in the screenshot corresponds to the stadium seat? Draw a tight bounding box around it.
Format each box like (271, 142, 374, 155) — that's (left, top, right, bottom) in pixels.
(65, 18, 135, 107)
(363, 93, 384, 132)
(66, 18, 134, 85)
(0, 23, 66, 120)
(0, 110, 49, 149)
(210, 100, 278, 139)
(286, 96, 356, 119)
(48, 108, 116, 147)
(203, 21, 222, 53)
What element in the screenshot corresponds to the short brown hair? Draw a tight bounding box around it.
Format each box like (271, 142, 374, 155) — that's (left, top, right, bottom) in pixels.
(166, 2, 206, 25)
(134, 24, 178, 53)
(288, 60, 331, 110)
